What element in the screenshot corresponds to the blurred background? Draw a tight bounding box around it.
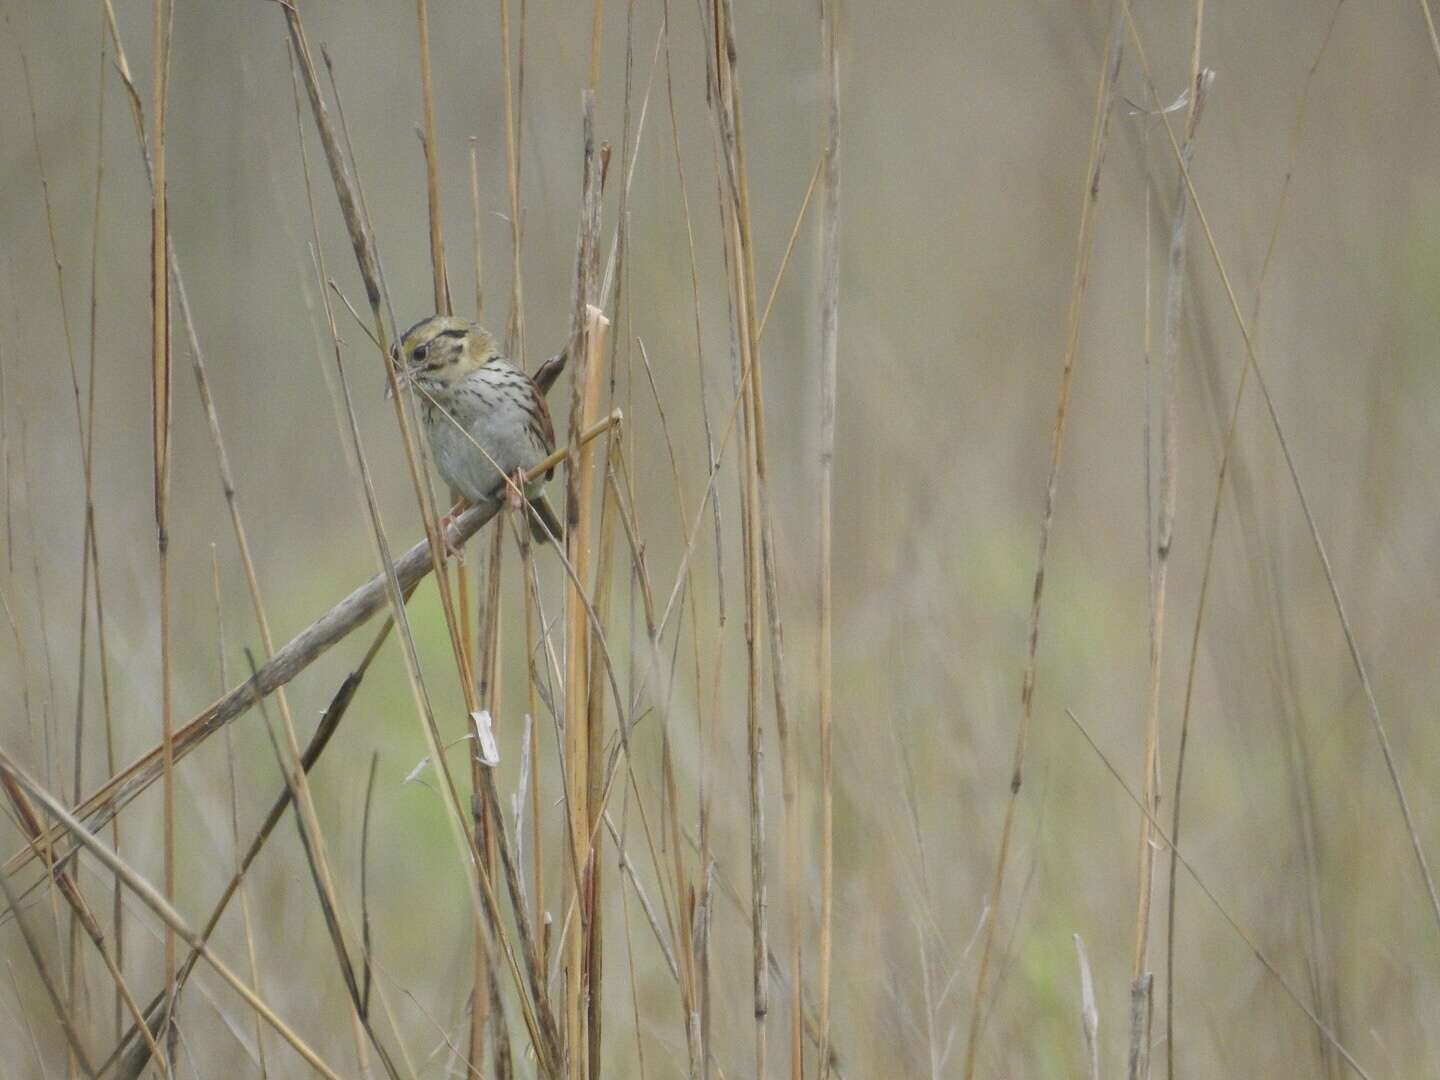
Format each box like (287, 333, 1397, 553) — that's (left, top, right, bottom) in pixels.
(3, 0, 1439, 1076)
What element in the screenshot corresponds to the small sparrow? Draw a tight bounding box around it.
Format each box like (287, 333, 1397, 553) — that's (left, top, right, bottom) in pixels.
(396, 315, 563, 544)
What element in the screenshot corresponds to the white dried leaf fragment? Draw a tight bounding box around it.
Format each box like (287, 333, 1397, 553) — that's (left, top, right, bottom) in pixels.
(471, 710, 501, 766)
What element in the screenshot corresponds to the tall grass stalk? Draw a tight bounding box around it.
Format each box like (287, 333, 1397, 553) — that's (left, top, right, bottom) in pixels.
(816, 3, 841, 1074)
(962, 6, 1126, 1074)
(1122, 0, 1440, 937)
(147, 0, 175, 1055)
(1164, 9, 1347, 1074)
(1128, 33, 1209, 1079)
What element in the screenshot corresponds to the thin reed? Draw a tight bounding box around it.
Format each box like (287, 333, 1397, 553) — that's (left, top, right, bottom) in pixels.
(2, 4, 1438, 1079)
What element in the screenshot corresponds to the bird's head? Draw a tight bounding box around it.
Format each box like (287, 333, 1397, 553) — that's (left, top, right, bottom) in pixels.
(391, 315, 502, 395)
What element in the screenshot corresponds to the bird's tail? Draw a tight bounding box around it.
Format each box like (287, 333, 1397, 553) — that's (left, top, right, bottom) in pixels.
(527, 491, 564, 544)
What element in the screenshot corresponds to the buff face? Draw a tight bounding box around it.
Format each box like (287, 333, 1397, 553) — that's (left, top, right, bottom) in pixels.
(400, 317, 478, 392)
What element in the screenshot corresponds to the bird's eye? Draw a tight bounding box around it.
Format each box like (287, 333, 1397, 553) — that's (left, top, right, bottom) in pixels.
(413, 343, 429, 361)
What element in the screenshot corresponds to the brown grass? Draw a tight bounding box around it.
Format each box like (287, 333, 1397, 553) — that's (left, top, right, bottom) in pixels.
(6, 3, 1439, 1079)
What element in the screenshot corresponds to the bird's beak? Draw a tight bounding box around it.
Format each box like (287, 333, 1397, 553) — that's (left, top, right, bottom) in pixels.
(384, 344, 410, 400)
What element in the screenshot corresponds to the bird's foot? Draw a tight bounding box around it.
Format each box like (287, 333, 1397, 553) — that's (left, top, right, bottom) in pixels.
(507, 469, 529, 513)
(438, 499, 468, 560)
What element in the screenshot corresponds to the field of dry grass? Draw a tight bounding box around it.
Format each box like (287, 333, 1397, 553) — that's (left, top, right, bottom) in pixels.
(2, 1, 1439, 1077)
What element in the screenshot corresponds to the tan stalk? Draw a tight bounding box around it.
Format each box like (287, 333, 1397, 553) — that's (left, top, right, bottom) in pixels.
(466, 140, 503, 1080)
(961, 6, 1126, 1075)
(0, 753, 347, 1080)
(6, 0, 118, 1055)
(98, 24, 391, 1073)
(589, 0, 604, 89)
(1062, 709, 1372, 1079)
(1125, 0, 1440, 932)
(516, 505, 546, 976)
(279, 21, 564, 1073)
(564, 302, 611, 1079)
(585, 431, 621, 1080)
(309, 244, 553, 1073)
(499, 0, 527, 359)
(816, 1, 840, 1074)
(538, 438, 691, 1034)
(1420, 0, 1440, 75)
(187, 203, 376, 1080)
(1128, 41, 1209, 1080)
(708, 2, 798, 1073)
(602, 430, 702, 1075)
(0, 333, 6, 582)
(79, 8, 123, 1045)
(91, 15, 406, 1070)
(57, 8, 114, 1057)
(0, 575, 70, 1018)
(530, 149, 825, 1076)
(211, 550, 269, 1080)
(0, 771, 164, 1075)
(470, 140, 486, 321)
(659, 10, 723, 1063)
(1164, 8, 1347, 1074)
(106, 606, 413, 1080)
(3, 417, 622, 882)
(416, 0, 452, 314)
(678, 823, 848, 1077)
(291, 93, 545, 1072)
(148, 0, 175, 1045)
(0, 861, 95, 1078)
(469, 523, 505, 1071)
(413, 5, 499, 1068)
(614, 795, 651, 1080)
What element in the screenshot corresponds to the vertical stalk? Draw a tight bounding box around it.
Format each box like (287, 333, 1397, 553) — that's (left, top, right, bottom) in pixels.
(709, 3, 794, 1073)
(211, 549, 270, 1079)
(469, 524, 505, 1071)
(470, 140, 486, 321)
(517, 510, 546, 976)
(564, 301, 610, 1079)
(816, 2, 841, 1075)
(416, 0, 451, 314)
(149, 0, 175, 1053)
(499, 0, 526, 360)
(1129, 57, 1210, 1080)
(585, 439, 621, 1080)
(1164, 10, 1345, 1072)
(961, 6, 1125, 1075)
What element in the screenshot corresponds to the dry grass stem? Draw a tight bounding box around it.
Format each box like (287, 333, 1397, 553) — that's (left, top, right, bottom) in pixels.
(563, 296, 610, 1079)
(4, 4, 1424, 1077)
(0, 866, 97, 1078)
(3, 417, 619, 885)
(108, 611, 399, 1080)
(1075, 935, 1100, 1080)
(148, 0, 176, 1041)
(1128, 37, 1211, 1073)
(415, 0, 452, 315)
(0, 753, 347, 1080)
(211, 552, 269, 1079)
(1063, 709, 1371, 1079)
(0, 771, 163, 1077)
(816, 3, 841, 1074)
(962, 7, 1126, 1075)
(1121, 0, 1440, 937)
(1164, 10, 1347, 1074)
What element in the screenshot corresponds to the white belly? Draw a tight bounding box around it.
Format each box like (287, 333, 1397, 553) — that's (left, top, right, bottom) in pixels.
(424, 384, 542, 502)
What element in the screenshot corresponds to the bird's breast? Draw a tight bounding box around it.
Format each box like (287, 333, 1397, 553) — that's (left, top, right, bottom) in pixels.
(423, 380, 545, 502)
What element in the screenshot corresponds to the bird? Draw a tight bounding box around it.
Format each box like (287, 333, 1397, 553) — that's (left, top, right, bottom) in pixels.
(394, 314, 563, 545)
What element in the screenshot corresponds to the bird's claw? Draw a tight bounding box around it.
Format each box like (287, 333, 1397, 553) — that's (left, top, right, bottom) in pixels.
(438, 499, 467, 561)
(507, 468, 529, 513)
